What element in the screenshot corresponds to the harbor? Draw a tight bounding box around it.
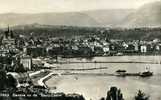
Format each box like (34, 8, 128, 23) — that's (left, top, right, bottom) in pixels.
(44, 56, 161, 100)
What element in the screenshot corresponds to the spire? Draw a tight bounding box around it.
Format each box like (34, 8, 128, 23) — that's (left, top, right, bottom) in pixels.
(7, 25, 10, 33)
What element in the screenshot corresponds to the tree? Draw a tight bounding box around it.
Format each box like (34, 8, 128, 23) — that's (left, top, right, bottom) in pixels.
(14, 63, 27, 73)
(6, 74, 17, 88)
(135, 90, 149, 100)
(100, 97, 105, 100)
(106, 87, 124, 100)
(0, 70, 7, 90)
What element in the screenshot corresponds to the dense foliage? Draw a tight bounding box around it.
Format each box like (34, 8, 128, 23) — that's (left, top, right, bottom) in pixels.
(1, 25, 160, 40)
(4, 25, 161, 40)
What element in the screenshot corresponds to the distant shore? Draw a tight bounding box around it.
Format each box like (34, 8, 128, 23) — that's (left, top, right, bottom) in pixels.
(54, 61, 161, 64)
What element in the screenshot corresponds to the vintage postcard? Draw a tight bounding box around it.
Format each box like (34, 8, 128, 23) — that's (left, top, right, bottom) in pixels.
(0, 0, 160, 100)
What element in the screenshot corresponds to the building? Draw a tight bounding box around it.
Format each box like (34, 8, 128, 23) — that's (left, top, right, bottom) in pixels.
(2, 26, 15, 45)
(140, 45, 147, 53)
(20, 55, 32, 70)
(134, 43, 139, 51)
(103, 46, 110, 53)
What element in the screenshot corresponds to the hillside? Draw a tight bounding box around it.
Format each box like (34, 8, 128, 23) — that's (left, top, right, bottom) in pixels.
(0, 12, 99, 27)
(124, 1, 161, 27)
(0, 9, 134, 27)
(0, 1, 160, 28)
(84, 9, 134, 26)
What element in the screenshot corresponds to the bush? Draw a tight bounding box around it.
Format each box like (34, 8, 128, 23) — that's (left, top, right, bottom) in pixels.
(135, 90, 149, 100)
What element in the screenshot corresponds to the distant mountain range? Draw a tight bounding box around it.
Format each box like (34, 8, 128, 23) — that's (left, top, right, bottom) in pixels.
(124, 1, 161, 27)
(0, 12, 99, 27)
(0, 1, 160, 28)
(83, 9, 134, 27)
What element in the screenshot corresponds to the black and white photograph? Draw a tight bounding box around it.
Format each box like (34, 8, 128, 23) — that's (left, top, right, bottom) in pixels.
(0, 0, 161, 100)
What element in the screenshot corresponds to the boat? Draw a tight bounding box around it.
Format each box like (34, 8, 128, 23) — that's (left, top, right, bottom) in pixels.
(116, 69, 127, 73)
(115, 69, 127, 77)
(115, 67, 153, 77)
(139, 71, 153, 77)
(140, 66, 153, 77)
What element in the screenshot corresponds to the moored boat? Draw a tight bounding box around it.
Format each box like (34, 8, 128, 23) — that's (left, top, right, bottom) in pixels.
(115, 69, 127, 77)
(139, 71, 153, 77)
(116, 69, 127, 73)
(140, 66, 153, 77)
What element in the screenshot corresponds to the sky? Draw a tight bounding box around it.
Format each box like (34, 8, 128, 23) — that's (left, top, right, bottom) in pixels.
(0, 0, 159, 13)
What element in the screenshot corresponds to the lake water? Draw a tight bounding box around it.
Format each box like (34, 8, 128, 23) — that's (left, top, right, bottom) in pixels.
(46, 56, 161, 100)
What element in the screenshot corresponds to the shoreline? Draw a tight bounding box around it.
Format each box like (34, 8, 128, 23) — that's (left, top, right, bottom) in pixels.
(50, 54, 161, 59)
(38, 55, 161, 65)
(52, 61, 161, 64)
(37, 71, 57, 89)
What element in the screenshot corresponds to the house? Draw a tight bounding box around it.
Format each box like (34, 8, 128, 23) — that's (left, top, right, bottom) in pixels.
(156, 44, 161, 51)
(122, 42, 128, 49)
(26, 46, 46, 57)
(140, 45, 147, 53)
(134, 43, 139, 51)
